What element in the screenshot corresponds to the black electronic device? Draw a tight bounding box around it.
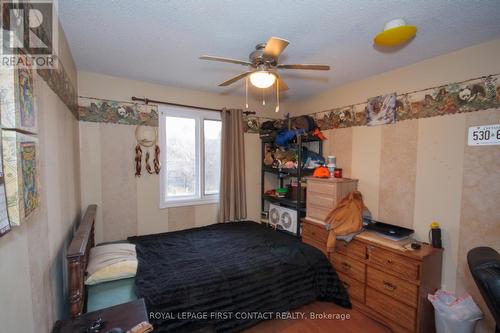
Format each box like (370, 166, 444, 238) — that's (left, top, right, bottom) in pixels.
(363, 217, 414, 239)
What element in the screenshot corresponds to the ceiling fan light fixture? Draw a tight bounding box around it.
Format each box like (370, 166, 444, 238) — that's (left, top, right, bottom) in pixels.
(374, 18, 417, 46)
(249, 71, 276, 89)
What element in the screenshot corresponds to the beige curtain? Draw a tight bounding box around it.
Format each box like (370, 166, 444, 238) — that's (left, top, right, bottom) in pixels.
(218, 108, 247, 222)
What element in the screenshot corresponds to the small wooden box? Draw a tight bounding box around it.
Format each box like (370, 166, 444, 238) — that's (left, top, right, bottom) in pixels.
(305, 177, 358, 223)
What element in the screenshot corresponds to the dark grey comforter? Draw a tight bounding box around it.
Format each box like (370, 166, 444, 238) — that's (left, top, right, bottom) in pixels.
(128, 221, 350, 332)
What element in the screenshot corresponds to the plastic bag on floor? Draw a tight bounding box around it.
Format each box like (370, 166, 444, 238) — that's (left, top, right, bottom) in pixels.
(428, 290, 483, 333)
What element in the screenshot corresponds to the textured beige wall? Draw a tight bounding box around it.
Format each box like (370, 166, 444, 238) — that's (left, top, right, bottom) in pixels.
(350, 126, 382, 219)
(78, 72, 264, 242)
(456, 109, 500, 333)
(378, 120, 419, 229)
(0, 40, 81, 333)
(290, 39, 500, 332)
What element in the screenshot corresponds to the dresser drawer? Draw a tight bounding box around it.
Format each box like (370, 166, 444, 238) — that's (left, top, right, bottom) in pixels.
(301, 221, 328, 243)
(366, 287, 416, 332)
(331, 252, 366, 283)
(337, 272, 365, 303)
(334, 240, 366, 261)
(307, 191, 335, 209)
(306, 204, 331, 222)
(367, 266, 418, 308)
(302, 235, 327, 256)
(307, 181, 337, 196)
(367, 246, 420, 280)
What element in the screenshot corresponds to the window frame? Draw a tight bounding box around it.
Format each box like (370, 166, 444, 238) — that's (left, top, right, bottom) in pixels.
(159, 105, 221, 208)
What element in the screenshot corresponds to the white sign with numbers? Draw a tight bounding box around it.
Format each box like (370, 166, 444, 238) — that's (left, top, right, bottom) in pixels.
(468, 124, 500, 146)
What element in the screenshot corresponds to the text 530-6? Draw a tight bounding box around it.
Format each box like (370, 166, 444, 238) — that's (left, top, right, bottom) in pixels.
(468, 125, 500, 146)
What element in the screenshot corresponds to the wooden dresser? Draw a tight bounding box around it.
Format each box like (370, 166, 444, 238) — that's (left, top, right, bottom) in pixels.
(305, 177, 358, 223)
(301, 219, 443, 333)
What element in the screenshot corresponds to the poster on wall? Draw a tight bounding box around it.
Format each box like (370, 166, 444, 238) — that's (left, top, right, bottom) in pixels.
(2, 130, 40, 225)
(18, 66, 36, 130)
(20, 142, 39, 216)
(366, 93, 397, 126)
(0, 56, 38, 134)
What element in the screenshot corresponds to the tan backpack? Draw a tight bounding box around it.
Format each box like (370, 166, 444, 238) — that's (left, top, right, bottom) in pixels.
(325, 190, 366, 252)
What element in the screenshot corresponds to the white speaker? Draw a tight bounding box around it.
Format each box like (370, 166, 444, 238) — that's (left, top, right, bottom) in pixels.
(268, 203, 298, 235)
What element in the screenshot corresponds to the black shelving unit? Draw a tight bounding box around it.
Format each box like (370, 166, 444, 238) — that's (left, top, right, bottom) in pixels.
(261, 134, 323, 236)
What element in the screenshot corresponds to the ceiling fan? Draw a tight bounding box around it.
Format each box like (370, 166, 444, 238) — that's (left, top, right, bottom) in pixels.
(200, 37, 330, 91)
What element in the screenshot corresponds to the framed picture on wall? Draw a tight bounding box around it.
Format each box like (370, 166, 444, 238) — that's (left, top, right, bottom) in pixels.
(0, 54, 38, 134)
(18, 65, 36, 130)
(1, 130, 40, 225)
(366, 93, 397, 126)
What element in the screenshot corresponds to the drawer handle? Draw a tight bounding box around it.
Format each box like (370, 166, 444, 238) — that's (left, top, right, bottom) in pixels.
(383, 281, 396, 291)
(366, 246, 373, 259)
(341, 262, 351, 270)
(342, 281, 350, 289)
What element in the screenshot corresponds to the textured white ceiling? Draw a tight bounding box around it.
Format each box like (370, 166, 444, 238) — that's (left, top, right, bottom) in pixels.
(59, 0, 500, 101)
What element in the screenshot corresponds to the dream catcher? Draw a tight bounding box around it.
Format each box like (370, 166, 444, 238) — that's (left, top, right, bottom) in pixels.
(135, 123, 161, 176)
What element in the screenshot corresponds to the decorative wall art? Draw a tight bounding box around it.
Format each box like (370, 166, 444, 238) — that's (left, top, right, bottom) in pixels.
(1, 131, 40, 225)
(312, 74, 500, 130)
(134, 124, 161, 177)
(0, 54, 41, 228)
(20, 142, 39, 217)
(366, 93, 397, 126)
(79, 98, 159, 126)
(0, 57, 38, 133)
(18, 66, 36, 129)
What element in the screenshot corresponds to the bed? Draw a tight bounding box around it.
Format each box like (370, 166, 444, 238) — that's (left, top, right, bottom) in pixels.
(67, 205, 350, 332)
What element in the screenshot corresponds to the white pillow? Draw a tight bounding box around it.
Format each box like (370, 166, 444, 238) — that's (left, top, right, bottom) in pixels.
(85, 243, 138, 285)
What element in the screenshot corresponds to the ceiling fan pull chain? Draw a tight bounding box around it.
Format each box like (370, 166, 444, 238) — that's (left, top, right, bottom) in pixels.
(245, 76, 249, 108)
(275, 79, 280, 112)
(262, 88, 266, 106)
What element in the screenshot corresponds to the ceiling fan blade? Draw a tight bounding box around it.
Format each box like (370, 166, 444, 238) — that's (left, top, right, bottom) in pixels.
(218, 72, 252, 86)
(200, 55, 253, 66)
(277, 64, 330, 70)
(263, 37, 290, 58)
(278, 77, 289, 91)
(274, 74, 289, 91)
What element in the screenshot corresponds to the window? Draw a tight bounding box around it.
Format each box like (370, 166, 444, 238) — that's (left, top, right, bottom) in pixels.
(159, 105, 221, 208)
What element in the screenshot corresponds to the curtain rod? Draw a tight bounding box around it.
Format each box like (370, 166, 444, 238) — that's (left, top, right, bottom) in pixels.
(131, 96, 256, 115)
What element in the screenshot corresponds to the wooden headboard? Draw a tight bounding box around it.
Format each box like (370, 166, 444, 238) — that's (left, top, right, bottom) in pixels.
(66, 204, 97, 318)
